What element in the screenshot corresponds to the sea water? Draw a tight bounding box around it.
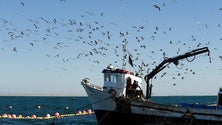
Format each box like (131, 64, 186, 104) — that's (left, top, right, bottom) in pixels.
(0, 96, 217, 125)
(0, 96, 96, 125)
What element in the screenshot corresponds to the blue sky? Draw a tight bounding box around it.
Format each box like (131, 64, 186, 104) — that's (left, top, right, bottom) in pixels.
(0, 0, 222, 96)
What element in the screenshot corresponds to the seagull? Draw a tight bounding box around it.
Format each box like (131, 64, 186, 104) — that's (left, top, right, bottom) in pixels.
(219, 56, 222, 61)
(30, 43, 34, 47)
(34, 24, 38, 29)
(20, 1, 24, 6)
(13, 47, 17, 52)
(153, 5, 161, 11)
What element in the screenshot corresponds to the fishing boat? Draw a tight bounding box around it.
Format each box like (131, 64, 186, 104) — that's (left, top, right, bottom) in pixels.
(81, 47, 222, 125)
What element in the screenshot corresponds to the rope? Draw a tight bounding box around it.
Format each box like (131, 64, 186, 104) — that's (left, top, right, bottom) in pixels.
(96, 96, 124, 125)
(50, 96, 113, 125)
(71, 96, 113, 114)
(97, 110, 112, 125)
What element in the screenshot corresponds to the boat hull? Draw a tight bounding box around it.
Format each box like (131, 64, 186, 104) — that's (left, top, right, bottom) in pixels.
(95, 109, 222, 125)
(82, 82, 222, 125)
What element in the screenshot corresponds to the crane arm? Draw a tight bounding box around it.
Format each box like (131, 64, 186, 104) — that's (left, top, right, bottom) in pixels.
(144, 47, 210, 99)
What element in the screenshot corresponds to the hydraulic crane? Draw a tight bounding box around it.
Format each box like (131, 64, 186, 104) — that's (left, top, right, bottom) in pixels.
(144, 47, 210, 100)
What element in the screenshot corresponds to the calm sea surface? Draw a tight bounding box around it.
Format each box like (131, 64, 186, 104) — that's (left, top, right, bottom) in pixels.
(0, 96, 217, 125)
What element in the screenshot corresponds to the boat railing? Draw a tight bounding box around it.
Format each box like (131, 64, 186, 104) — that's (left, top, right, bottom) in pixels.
(81, 79, 104, 91)
(180, 103, 222, 110)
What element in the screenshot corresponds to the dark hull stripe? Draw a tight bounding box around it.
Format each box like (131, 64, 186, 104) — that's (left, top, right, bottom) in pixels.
(95, 110, 222, 125)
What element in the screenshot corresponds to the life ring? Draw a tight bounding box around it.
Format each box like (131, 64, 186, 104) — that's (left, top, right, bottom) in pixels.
(108, 89, 116, 96)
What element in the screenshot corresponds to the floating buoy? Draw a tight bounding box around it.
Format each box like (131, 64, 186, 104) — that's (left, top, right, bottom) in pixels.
(46, 114, 50, 118)
(87, 109, 92, 114)
(54, 112, 60, 118)
(65, 106, 69, 109)
(7, 114, 11, 118)
(9, 106, 12, 109)
(2, 114, 7, 118)
(37, 106, 41, 109)
(31, 114, 36, 119)
(82, 110, 87, 114)
(11, 114, 16, 119)
(77, 111, 82, 115)
(26, 116, 30, 119)
(18, 114, 23, 118)
(0, 109, 94, 120)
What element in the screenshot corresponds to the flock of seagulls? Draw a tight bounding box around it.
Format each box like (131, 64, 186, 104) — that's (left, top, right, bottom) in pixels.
(0, 1, 222, 86)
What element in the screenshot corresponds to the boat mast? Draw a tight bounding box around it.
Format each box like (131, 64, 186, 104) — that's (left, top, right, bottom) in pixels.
(144, 47, 210, 100)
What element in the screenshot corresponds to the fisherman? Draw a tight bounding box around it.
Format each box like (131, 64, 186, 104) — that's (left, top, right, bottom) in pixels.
(131, 80, 138, 97)
(131, 73, 142, 98)
(132, 73, 139, 90)
(126, 77, 132, 97)
(132, 80, 138, 89)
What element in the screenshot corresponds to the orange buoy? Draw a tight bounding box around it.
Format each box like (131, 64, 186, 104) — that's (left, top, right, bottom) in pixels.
(11, 114, 16, 119)
(87, 109, 92, 114)
(2, 114, 7, 118)
(54, 112, 60, 118)
(7, 114, 11, 118)
(0, 108, 93, 120)
(31, 114, 36, 119)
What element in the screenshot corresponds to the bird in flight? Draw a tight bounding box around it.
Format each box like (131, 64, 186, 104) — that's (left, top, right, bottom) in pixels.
(20, 1, 24, 6)
(13, 47, 17, 53)
(219, 56, 222, 61)
(153, 5, 161, 11)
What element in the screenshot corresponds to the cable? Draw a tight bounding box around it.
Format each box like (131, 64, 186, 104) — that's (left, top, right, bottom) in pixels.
(97, 96, 122, 125)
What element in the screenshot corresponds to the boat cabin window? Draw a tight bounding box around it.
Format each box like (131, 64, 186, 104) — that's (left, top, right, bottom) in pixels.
(105, 74, 117, 83)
